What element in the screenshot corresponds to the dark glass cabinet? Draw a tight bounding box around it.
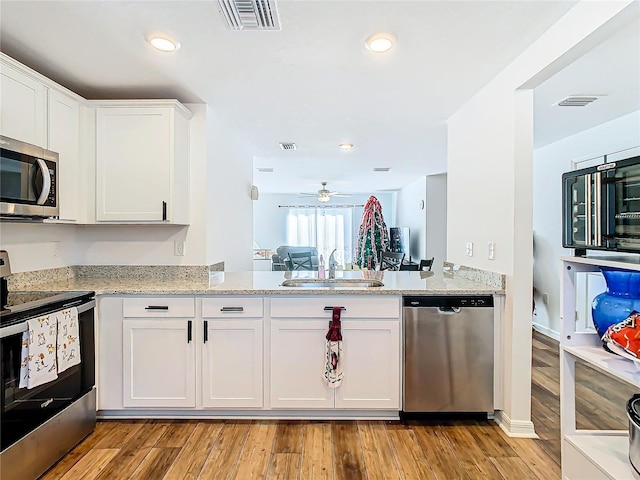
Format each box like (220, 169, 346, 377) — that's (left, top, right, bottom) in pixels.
(563, 155, 640, 253)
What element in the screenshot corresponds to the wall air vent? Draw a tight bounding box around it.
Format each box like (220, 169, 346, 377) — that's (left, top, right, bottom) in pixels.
(373, 167, 390, 172)
(257, 167, 274, 173)
(218, 0, 281, 30)
(555, 95, 603, 107)
(279, 142, 296, 151)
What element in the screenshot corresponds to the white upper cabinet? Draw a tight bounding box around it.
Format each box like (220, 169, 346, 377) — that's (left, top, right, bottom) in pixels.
(95, 101, 191, 223)
(0, 59, 46, 147)
(48, 89, 80, 221)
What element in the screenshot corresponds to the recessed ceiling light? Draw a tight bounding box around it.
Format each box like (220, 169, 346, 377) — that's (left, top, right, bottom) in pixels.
(149, 36, 181, 52)
(365, 33, 396, 53)
(373, 167, 390, 172)
(338, 143, 354, 150)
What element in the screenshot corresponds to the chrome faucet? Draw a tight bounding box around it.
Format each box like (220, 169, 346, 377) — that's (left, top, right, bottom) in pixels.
(328, 249, 338, 279)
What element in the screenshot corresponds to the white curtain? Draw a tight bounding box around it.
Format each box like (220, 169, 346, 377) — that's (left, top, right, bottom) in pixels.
(286, 208, 354, 267)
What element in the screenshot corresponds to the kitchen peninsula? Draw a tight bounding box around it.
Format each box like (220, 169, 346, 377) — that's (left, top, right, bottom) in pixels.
(8, 268, 504, 420)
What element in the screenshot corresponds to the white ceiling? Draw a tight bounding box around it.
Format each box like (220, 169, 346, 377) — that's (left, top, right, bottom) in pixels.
(1, 1, 638, 195)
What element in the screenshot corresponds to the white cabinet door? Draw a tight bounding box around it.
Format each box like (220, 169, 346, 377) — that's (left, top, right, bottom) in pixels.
(335, 320, 400, 409)
(0, 61, 46, 146)
(202, 319, 263, 408)
(270, 319, 334, 409)
(122, 319, 196, 408)
(48, 89, 80, 221)
(96, 107, 171, 222)
(95, 101, 191, 223)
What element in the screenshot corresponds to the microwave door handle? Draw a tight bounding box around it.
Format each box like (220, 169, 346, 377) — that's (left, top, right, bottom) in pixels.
(35, 158, 51, 205)
(585, 173, 592, 246)
(594, 172, 602, 247)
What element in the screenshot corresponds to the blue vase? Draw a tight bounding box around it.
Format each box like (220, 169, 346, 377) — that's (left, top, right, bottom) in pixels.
(591, 267, 640, 340)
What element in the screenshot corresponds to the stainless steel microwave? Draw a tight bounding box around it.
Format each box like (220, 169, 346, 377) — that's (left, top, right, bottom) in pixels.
(0, 136, 58, 219)
(563, 155, 640, 254)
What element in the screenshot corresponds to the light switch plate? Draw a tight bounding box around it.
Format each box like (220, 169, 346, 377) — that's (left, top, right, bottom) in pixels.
(488, 242, 495, 260)
(465, 242, 473, 257)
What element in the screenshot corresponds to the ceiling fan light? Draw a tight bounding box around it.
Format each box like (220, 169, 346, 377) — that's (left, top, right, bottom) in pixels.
(318, 194, 331, 203)
(339, 143, 354, 150)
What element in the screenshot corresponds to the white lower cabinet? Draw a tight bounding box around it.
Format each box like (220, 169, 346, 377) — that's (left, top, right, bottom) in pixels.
(121, 297, 196, 408)
(202, 297, 264, 408)
(98, 294, 401, 415)
(269, 296, 401, 410)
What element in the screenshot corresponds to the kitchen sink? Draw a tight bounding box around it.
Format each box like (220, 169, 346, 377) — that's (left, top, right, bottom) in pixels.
(281, 278, 384, 288)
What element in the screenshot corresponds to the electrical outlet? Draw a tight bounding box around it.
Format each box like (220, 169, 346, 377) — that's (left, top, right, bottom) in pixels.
(542, 293, 549, 305)
(465, 242, 473, 257)
(52, 242, 61, 258)
(488, 242, 495, 260)
(174, 240, 185, 256)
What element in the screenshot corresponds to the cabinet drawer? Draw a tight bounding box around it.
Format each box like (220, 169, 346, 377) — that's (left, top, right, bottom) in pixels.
(202, 297, 263, 318)
(123, 297, 195, 318)
(270, 296, 400, 319)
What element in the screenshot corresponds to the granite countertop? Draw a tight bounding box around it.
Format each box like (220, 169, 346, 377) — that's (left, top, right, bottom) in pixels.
(13, 270, 504, 296)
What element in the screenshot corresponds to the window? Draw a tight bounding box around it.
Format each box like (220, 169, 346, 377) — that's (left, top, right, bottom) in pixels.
(286, 207, 355, 267)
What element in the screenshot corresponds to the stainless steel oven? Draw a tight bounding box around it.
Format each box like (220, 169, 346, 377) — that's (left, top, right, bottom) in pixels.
(0, 135, 58, 219)
(0, 253, 95, 480)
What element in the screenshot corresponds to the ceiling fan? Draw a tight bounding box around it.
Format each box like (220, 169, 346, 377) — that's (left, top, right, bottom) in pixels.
(299, 182, 351, 203)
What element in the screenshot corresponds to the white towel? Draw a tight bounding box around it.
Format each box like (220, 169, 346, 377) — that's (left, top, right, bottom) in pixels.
(19, 314, 58, 389)
(56, 307, 80, 373)
(323, 340, 344, 388)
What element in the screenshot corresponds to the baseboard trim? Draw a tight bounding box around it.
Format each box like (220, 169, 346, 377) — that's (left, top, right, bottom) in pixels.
(494, 410, 538, 438)
(532, 323, 560, 341)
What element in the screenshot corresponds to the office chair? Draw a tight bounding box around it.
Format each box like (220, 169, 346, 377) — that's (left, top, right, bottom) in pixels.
(380, 252, 405, 271)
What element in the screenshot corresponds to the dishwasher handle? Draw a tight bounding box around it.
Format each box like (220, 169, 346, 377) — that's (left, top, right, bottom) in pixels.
(437, 306, 461, 314)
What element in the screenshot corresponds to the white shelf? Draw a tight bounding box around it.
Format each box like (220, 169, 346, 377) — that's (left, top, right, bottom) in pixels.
(565, 434, 637, 480)
(561, 255, 640, 271)
(563, 345, 640, 389)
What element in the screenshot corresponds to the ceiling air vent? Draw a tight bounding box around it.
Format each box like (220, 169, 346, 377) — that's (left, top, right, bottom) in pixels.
(555, 95, 603, 107)
(218, 0, 281, 30)
(279, 142, 296, 151)
(373, 167, 390, 172)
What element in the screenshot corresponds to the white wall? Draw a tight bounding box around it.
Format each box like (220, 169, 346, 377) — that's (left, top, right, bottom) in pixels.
(253, 192, 395, 253)
(426, 173, 447, 269)
(395, 178, 427, 263)
(533, 111, 640, 336)
(206, 108, 254, 272)
(447, 0, 634, 435)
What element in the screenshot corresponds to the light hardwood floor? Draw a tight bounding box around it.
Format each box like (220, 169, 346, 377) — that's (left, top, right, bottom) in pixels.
(39, 331, 635, 480)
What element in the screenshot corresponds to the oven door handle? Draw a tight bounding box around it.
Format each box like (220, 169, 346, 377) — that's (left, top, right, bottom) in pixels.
(35, 158, 52, 205)
(0, 321, 28, 338)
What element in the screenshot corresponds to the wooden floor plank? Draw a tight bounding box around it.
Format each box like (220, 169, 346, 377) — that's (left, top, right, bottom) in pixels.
(58, 449, 120, 480)
(506, 437, 562, 480)
(332, 422, 366, 480)
(301, 422, 334, 480)
(489, 456, 539, 480)
(94, 447, 151, 480)
(267, 452, 301, 480)
(466, 422, 518, 459)
(412, 425, 472, 480)
(156, 421, 198, 448)
(198, 422, 250, 480)
(273, 421, 305, 454)
(386, 425, 437, 480)
(40, 422, 119, 480)
(164, 422, 224, 480)
(357, 421, 401, 480)
(232, 422, 278, 480)
(439, 423, 505, 480)
(129, 447, 181, 480)
(91, 421, 144, 449)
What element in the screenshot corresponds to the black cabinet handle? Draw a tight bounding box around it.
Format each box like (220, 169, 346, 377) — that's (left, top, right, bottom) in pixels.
(324, 306, 346, 311)
(145, 306, 169, 311)
(203, 320, 208, 343)
(220, 307, 244, 312)
(187, 320, 192, 343)
(162, 201, 167, 221)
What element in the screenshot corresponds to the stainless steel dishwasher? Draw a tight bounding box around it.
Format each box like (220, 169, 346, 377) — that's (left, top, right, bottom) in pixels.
(403, 295, 494, 414)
